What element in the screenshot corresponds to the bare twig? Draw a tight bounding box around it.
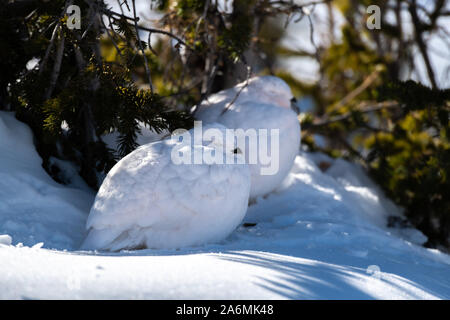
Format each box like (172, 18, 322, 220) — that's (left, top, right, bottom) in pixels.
(100, 16, 124, 59)
(408, 0, 438, 89)
(129, 23, 194, 51)
(103, 8, 193, 50)
(116, 0, 126, 15)
(305, 101, 400, 129)
(332, 68, 382, 109)
(147, 31, 157, 56)
(306, 9, 320, 62)
(219, 65, 253, 116)
(263, 0, 331, 18)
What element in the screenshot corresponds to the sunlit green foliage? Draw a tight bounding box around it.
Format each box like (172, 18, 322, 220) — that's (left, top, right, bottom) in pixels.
(291, 0, 450, 249)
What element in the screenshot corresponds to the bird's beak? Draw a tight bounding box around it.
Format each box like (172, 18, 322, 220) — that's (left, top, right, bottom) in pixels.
(290, 97, 300, 115)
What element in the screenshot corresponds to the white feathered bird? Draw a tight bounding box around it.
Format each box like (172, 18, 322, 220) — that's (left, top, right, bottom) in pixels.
(81, 124, 250, 251)
(195, 75, 301, 199)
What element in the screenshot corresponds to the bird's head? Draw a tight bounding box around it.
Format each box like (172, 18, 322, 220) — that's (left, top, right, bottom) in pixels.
(246, 76, 299, 114)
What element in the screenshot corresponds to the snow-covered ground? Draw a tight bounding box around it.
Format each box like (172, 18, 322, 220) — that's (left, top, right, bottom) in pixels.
(1, 111, 450, 299)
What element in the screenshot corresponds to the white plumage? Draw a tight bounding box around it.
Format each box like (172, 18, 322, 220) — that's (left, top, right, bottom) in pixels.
(82, 125, 250, 251)
(195, 75, 301, 198)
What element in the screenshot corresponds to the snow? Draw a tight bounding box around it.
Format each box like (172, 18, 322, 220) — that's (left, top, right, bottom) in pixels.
(195, 76, 301, 199)
(0, 111, 94, 250)
(83, 124, 251, 251)
(0, 234, 12, 246)
(1, 111, 450, 299)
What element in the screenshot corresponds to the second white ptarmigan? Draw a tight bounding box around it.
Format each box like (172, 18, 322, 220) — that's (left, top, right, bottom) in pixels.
(81, 124, 250, 251)
(195, 76, 301, 199)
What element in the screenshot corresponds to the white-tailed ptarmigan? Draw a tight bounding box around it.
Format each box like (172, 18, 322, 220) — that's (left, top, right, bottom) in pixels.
(81, 124, 250, 251)
(194, 75, 301, 199)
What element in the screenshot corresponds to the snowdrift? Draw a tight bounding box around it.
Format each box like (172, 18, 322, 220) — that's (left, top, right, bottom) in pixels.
(1, 111, 450, 299)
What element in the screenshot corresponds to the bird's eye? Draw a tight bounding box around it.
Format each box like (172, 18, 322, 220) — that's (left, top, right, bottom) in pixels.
(290, 97, 300, 114)
(233, 148, 242, 154)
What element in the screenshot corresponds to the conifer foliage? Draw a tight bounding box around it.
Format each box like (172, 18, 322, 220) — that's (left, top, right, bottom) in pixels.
(1, 0, 192, 188)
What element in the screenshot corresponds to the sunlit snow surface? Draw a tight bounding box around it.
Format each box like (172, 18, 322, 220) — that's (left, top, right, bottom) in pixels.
(1, 111, 450, 299)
